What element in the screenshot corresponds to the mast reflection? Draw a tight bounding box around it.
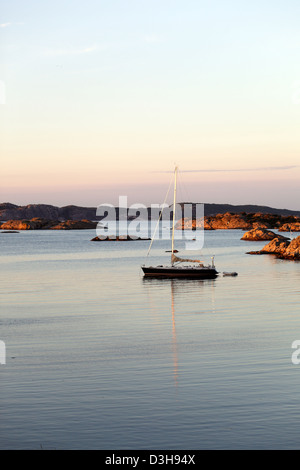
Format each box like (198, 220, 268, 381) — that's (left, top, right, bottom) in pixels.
(142, 277, 216, 388)
(170, 279, 178, 387)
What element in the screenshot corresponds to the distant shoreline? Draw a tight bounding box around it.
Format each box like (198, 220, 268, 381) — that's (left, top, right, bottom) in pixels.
(1, 212, 300, 232)
(1, 202, 300, 222)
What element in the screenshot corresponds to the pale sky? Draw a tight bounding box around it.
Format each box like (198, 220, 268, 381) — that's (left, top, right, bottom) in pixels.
(1, 0, 300, 210)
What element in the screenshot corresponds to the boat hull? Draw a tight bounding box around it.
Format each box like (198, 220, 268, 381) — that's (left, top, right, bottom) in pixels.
(142, 266, 218, 279)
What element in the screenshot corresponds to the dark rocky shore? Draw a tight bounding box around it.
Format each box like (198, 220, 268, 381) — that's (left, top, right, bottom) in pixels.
(177, 212, 300, 231)
(2, 211, 300, 234)
(238, 227, 300, 260)
(178, 216, 300, 261)
(240, 228, 290, 241)
(247, 235, 300, 260)
(91, 235, 150, 241)
(0, 218, 97, 230)
(0, 217, 150, 241)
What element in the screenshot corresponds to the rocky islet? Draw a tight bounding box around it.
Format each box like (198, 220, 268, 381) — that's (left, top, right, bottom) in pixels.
(247, 236, 300, 260)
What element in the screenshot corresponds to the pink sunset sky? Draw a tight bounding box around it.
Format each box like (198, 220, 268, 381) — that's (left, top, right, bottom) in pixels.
(1, 0, 300, 210)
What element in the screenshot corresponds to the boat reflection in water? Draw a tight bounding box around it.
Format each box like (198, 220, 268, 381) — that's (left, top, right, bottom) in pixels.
(142, 277, 216, 388)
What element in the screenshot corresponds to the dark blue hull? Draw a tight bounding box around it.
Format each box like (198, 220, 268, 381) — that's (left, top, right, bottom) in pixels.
(142, 266, 218, 279)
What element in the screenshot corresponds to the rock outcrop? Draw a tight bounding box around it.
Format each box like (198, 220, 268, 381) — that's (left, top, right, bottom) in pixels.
(247, 236, 300, 260)
(0, 219, 49, 230)
(91, 235, 150, 241)
(241, 228, 290, 241)
(50, 220, 97, 230)
(206, 213, 252, 230)
(176, 212, 300, 231)
(176, 218, 214, 230)
(284, 236, 300, 259)
(278, 223, 300, 232)
(0, 218, 97, 230)
(177, 213, 252, 230)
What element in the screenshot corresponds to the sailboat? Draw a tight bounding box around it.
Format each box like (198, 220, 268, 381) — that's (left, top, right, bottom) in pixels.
(141, 167, 219, 279)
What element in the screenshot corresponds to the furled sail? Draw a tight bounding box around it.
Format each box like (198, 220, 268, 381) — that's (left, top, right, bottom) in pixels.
(171, 253, 204, 265)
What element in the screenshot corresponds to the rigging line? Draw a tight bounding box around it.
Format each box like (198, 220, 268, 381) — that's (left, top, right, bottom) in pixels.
(146, 173, 174, 258)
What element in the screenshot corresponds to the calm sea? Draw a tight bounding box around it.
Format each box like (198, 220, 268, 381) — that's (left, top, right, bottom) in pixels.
(0, 224, 300, 450)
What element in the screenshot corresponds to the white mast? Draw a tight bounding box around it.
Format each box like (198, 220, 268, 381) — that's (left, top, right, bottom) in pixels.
(171, 166, 178, 263)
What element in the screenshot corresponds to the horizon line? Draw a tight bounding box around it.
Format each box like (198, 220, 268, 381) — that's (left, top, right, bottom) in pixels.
(155, 165, 300, 173)
(1, 201, 300, 213)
